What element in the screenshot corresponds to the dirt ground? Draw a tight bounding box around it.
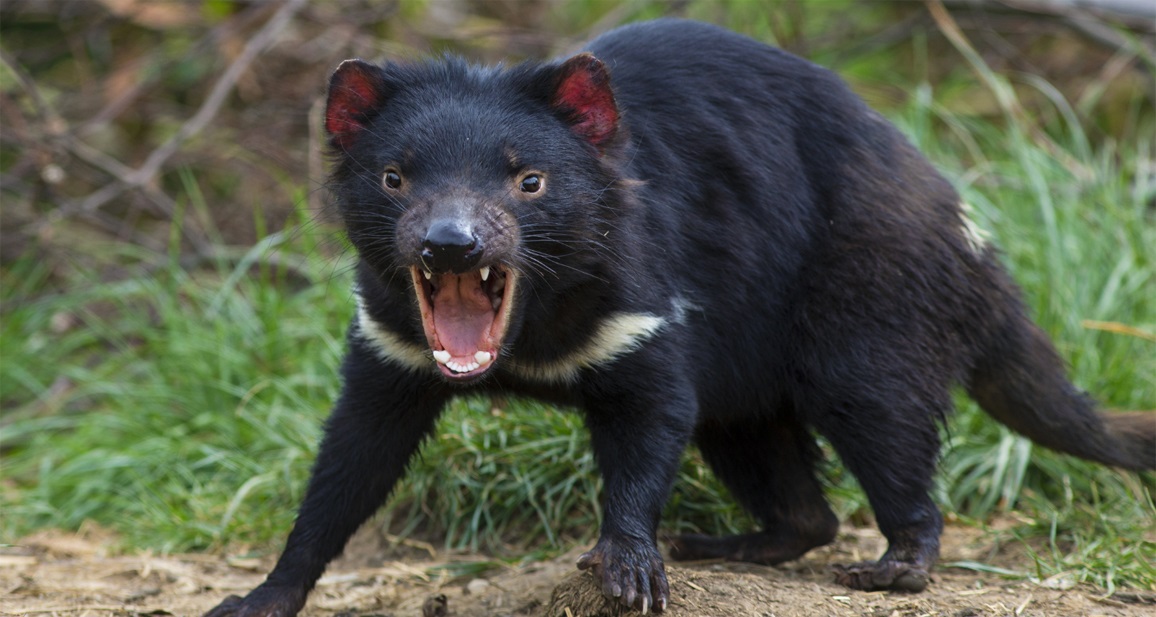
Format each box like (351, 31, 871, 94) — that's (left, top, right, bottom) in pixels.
(3, 523, 1153, 617)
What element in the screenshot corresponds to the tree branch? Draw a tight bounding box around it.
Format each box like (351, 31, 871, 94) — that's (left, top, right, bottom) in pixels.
(56, 0, 308, 220)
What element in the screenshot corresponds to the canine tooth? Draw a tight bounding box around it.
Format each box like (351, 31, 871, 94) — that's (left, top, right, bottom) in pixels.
(433, 350, 451, 364)
(479, 266, 490, 281)
(475, 351, 492, 364)
(423, 269, 432, 280)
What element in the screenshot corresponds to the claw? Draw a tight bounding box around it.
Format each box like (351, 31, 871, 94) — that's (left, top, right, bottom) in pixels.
(578, 539, 669, 612)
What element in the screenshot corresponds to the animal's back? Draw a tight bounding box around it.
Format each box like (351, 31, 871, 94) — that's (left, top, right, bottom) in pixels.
(586, 18, 831, 220)
(585, 20, 977, 409)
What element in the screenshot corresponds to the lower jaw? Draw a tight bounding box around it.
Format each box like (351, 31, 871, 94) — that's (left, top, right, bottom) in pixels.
(437, 363, 493, 382)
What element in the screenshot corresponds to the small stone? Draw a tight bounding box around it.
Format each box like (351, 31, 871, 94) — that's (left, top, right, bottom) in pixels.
(465, 578, 490, 595)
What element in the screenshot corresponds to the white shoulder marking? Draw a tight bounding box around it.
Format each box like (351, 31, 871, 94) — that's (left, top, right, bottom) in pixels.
(959, 201, 990, 254)
(669, 296, 700, 325)
(354, 293, 431, 372)
(509, 312, 666, 384)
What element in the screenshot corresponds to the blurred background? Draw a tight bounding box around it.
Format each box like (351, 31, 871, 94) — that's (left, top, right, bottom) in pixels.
(2, 0, 1154, 588)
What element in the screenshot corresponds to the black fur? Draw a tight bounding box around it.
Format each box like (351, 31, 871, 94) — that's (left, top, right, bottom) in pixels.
(205, 19, 1155, 616)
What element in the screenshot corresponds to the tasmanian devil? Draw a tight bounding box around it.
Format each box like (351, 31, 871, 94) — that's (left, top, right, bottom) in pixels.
(205, 18, 1154, 616)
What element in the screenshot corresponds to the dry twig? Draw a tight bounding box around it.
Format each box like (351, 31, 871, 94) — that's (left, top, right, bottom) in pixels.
(40, 0, 308, 231)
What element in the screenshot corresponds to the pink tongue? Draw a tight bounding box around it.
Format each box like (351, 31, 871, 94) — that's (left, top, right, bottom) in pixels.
(432, 273, 493, 359)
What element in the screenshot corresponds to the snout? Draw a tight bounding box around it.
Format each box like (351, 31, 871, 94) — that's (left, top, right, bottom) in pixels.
(421, 218, 483, 273)
(398, 203, 519, 380)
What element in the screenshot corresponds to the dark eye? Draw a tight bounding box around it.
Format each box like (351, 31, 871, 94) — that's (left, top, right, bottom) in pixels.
(383, 169, 402, 190)
(519, 174, 542, 194)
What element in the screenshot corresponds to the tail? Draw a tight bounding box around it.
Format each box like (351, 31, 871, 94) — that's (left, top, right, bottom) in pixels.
(966, 314, 1154, 471)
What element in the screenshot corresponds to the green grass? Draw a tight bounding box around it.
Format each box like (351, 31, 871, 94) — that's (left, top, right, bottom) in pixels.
(3, 7, 1154, 591)
(0, 223, 342, 552)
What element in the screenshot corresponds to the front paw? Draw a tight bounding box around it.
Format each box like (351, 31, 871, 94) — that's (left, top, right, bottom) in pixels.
(576, 538, 669, 613)
(202, 584, 306, 617)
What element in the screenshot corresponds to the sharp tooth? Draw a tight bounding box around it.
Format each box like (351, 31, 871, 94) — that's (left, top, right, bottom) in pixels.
(423, 269, 432, 280)
(474, 351, 492, 364)
(432, 350, 450, 364)
(479, 266, 490, 281)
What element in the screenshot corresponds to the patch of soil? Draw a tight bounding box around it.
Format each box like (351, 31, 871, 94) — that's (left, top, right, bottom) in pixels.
(2, 525, 1152, 617)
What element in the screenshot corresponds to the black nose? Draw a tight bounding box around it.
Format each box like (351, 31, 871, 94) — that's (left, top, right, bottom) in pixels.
(421, 219, 482, 273)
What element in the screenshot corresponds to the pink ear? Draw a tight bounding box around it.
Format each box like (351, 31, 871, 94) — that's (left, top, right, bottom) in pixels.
(552, 53, 619, 149)
(325, 59, 387, 149)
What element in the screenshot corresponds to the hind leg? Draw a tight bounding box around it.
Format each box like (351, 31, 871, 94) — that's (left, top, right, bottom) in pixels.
(669, 414, 839, 564)
(811, 391, 946, 592)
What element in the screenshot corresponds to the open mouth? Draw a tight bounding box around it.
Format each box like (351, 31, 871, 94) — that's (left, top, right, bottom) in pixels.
(410, 264, 516, 380)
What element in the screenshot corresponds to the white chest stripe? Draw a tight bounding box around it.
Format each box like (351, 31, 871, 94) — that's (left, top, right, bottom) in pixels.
(354, 295, 431, 372)
(508, 312, 667, 384)
(354, 290, 668, 382)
